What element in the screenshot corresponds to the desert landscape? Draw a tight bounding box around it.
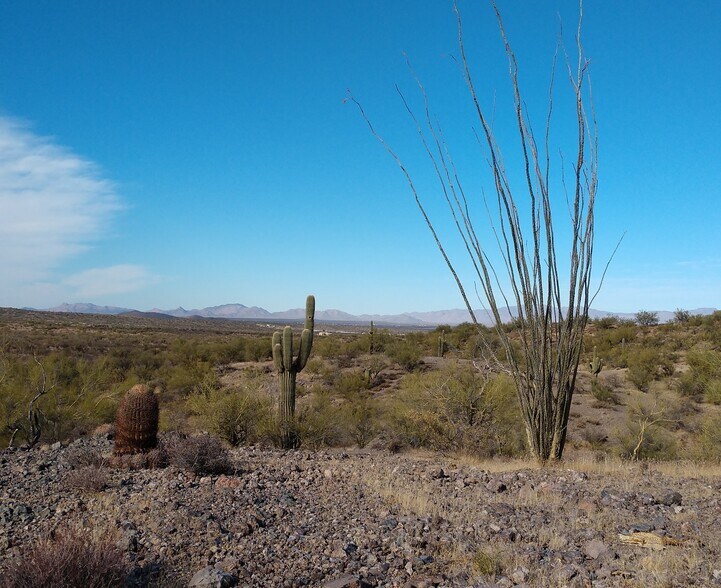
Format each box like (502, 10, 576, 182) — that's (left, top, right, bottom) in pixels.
(1, 307, 720, 587)
(2, 1, 721, 586)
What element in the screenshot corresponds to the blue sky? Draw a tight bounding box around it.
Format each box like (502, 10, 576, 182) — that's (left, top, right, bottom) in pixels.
(1, 1, 719, 315)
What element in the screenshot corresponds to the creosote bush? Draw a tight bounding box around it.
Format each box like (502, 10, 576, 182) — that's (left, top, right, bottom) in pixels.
(186, 375, 272, 446)
(384, 365, 525, 457)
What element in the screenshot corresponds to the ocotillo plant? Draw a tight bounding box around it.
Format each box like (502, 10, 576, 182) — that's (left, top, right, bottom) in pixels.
(114, 384, 159, 455)
(589, 347, 604, 379)
(272, 295, 315, 448)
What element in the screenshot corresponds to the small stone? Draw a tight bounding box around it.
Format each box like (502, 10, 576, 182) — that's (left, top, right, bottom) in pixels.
(656, 489, 682, 506)
(322, 575, 371, 588)
(511, 566, 529, 583)
(628, 522, 654, 533)
(584, 539, 609, 560)
(487, 480, 507, 493)
(188, 565, 237, 587)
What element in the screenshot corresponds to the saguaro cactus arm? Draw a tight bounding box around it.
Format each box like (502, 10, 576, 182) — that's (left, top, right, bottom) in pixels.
(295, 295, 315, 371)
(272, 331, 283, 372)
(272, 295, 316, 373)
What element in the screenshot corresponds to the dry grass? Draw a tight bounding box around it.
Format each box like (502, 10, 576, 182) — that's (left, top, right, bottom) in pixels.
(0, 528, 126, 588)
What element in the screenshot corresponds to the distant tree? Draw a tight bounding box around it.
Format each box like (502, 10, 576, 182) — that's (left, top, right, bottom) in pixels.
(351, 1, 610, 462)
(673, 308, 691, 323)
(635, 310, 659, 327)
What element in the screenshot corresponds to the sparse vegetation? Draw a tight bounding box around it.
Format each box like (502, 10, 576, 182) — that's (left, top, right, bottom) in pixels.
(0, 529, 127, 588)
(1, 307, 721, 461)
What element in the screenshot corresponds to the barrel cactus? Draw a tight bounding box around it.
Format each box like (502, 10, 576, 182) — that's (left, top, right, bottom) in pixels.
(272, 295, 315, 449)
(114, 384, 159, 455)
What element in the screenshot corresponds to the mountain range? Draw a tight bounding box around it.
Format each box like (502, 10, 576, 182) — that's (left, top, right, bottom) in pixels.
(41, 302, 718, 327)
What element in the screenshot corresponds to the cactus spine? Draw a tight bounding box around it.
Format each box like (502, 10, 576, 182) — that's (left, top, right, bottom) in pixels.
(114, 384, 159, 455)
(272, 295, 315, 448)
(589, 346, 604, 378)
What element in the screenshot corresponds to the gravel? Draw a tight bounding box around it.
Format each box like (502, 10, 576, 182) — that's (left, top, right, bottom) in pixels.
(1, 434, 720, 587)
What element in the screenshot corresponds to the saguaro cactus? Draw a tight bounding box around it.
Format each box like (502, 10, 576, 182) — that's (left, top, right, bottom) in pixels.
(589, 346, 604, 379)
(438, 330, 446, 358)
(272, 295, 315, 448)
(114, 384, 159, 455)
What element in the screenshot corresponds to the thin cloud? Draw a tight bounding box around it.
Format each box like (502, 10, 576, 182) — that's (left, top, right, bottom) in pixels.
(0, 117, 121, 279)
(63, 265, 159, 298)
(0, 117, 156, 306)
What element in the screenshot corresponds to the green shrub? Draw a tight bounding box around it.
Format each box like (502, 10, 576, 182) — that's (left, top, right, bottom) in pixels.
(626, 348, 674, 391)
(343, 396, 377, 448)
(186, 374, 270, 446)
(590, 380, 619, 405)
(334, 370, 372, 397)
(681, 345, 721, 403)
(296, 392, 346, 449)
(614, 396, 678, 460)
(704, 379, 721, 405)
(384, 366, 524, 457)
(386, 339, 422, 371)
(693, 413, 721, 461)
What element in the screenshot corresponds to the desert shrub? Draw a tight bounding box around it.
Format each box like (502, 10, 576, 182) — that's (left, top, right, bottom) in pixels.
(614, 396, 678, 460)
(592, 316, 618, 329)
(615, 423, 677, 461)
(296, 392, 347, 449)
(674, 308, 692, 323)
(675, 372, 705, 399)
(704, 379, 721, 405)
(626, 348, 675, 391)
(304, 357, 325, 375)
(590, 380, 619, 405)
(581, 428, 608, 448)
(681, 345, 721, 404)
(692, 413, 721, 461)
(334, 370, 372, 397)
(166, 434, 233, 475)
(386, 339, 422, 372)
(259, 391, 347, 450)
(0, 530, 127, 588)
(244, 338, 272, 362)
(384, 366, 524, 457)
(342, 396, 378, 448)
(186, 376, 271, 446)
(472, 548, 504, 577)
(635, 310, 659, 327)
(63, 466, 109, 493)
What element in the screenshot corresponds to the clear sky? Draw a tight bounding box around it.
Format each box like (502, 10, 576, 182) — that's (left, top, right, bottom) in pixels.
(1, 1, 719, 315)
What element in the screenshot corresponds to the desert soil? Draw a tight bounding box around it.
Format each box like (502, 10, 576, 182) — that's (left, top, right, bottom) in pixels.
(1, 434, 720, 587)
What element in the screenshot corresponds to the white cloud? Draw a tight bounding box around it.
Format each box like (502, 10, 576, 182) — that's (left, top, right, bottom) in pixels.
(0, 117, 121, 279)
(0, 117, 155, 306)
(63, 265, 158, 298)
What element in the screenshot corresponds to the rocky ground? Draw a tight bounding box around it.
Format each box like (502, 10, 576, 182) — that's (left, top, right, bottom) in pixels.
(1, 434, 720, 587)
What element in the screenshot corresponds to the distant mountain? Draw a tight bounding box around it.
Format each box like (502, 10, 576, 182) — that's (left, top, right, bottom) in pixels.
(119, 310, 177, 320)
(151, 304, 272, 319)
(41, 302, 718, 326)
(47, 302, 133, 315)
